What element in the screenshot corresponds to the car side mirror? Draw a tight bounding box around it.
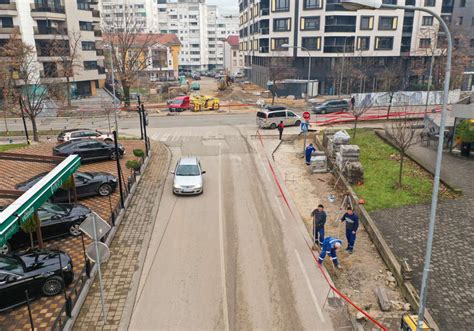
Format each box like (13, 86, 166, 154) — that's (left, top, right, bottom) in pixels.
(170, 171, 175, 174)
(201, 171, 206, 174)
(6, 275, 19, 282)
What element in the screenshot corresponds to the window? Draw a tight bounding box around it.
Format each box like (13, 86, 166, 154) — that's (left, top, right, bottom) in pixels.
(272, 0, 289, 12)
(301, 16, 320, 30)
(360, 16, 374, 30)
(271, 38, 289, 50)
(422, 16, 433, 26)
(79, 21, 93, 31)
(457, 16, 463, 25)
(0, 17, 13, 28)
(382, 0, 397, 3)
(470, 39, 474, 48)
(325, 15, 356, 32)
(459, 0, 466, 6)
(81, 41, 96, 50)
(375, 36, 394, 50)
(83, 61, 98, 70)
(302, 37, 321, 50)
(268, 111, 286, 118)
(273, 18, 291, 31)
(424, 0, 435, 6)
(323, 37, 355, 52)
(419, 38, 431, 48)
(326, 0, 348, 11)
(379, 16, 397, 30)
(303, 0, 322, 9)
(356, 36, 370, 50)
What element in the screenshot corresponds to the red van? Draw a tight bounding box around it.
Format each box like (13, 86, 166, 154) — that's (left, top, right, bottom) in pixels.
(168, 96, 191, 112)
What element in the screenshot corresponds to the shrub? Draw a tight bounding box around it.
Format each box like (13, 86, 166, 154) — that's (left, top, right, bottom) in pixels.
(133, 149, 145, 159)
(126, 160, 141, 173)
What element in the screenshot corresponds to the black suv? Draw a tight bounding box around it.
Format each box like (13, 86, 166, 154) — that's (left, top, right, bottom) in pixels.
(312, 99, 350, 114)
(53, 140, 125, 161)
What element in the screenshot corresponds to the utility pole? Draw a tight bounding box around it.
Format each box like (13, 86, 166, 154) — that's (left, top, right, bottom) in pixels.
(137, 95, 144, 139)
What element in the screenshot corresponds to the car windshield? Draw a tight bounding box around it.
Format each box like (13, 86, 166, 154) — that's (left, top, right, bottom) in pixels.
(75, 172, 93, 180)
(172, 99, 184, 104)
(176, 164, 200, 176)
(0, 256, 23, 273)
(41, 202, 68, 215)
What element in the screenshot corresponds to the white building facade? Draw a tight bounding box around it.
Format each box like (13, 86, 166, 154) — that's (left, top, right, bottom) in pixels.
(0, 0, 106, 96)
(239, 0, 444, 94)
(100, 0, 239, 70)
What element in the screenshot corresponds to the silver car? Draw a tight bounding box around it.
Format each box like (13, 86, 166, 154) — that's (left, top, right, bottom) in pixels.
(171, 157, 205, 195)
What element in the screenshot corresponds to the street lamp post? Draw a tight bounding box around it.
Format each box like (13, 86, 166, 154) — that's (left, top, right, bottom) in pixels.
(281, 44, 312, 100)
(104, 44, 119, 133)
(341, 1, 452, 330)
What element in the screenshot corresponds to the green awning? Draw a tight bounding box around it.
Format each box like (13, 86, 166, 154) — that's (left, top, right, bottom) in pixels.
(0, 155, 81, 246)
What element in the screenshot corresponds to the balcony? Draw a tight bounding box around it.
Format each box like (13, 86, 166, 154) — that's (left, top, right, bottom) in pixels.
(0, 25, 18, 34)
(31, 5, 65, 14)
(0, 1, 17, 12)
(324, 25, 356, 32)
(34, 26, 68, 36)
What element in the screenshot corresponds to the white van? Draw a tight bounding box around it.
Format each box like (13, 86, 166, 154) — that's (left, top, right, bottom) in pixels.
(256, 106, 302, 129)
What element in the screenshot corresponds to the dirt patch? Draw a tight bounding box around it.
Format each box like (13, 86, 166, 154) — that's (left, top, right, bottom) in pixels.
(275, 137, 409, 329)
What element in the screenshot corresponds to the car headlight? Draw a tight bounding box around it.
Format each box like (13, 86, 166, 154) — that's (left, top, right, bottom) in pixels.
(111, 177, 117, 182)
(63, 264, 72, 272)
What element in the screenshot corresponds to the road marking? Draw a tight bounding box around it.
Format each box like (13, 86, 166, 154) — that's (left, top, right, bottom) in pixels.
(295, 249, 326, 323)
(275, 196, 285, 218)
(218, 146, 230, 331)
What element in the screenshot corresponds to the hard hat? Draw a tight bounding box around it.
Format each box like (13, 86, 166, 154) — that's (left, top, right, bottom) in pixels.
(335, 242, 341, 248)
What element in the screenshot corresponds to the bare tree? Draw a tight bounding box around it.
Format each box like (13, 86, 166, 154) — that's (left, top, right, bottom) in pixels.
(51, 30, 82, 107)
(379, 63, 403, 120)
(351, 97, 373, 140)
(385, 111, 420, 186)
(103, 6, 156, 107)
(268, 58, 296, 104)
(1, 33, 51, 142)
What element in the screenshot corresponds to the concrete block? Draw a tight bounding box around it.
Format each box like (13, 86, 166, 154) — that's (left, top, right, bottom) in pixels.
(339, 144, 360, 156)
(374, 286, 392, 312)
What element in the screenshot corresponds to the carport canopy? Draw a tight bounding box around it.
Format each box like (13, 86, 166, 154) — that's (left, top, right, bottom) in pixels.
(0, 155, 81, 246)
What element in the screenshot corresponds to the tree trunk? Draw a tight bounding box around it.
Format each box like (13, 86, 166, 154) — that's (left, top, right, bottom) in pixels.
(399, 153, 404, 186)
(123, 83, 131, 107)
(34, 212, 44, 249)
(30, 115, 39, 142)
(353, 118, 358, 140)
(66, 76, 71, 107)
(2, 108, 8, 133)
(386, 93, 394, 120)
(29, 232, 33, 249)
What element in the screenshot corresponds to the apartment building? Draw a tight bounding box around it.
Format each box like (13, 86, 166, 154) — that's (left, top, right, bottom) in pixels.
(239, 0, 445, 94)
(0, 0, 106, 97)
(224, 35, 245, 74)
(100, 0, 239, 71)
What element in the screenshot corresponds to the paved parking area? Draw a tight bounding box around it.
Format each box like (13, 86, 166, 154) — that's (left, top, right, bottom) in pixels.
(0, 139, 146, 330)
(371, 144, 474, 331)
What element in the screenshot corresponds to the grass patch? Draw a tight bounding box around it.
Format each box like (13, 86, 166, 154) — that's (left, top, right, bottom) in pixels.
(0, 130, 62, 137)
(349, 129, 452, 211)
(0, 143, 28, 152)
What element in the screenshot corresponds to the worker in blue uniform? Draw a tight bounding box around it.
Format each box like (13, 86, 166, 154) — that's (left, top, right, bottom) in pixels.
(340, 206, 359, 253)
(318, 237, 343, 269)
(305, 143, 316, 165)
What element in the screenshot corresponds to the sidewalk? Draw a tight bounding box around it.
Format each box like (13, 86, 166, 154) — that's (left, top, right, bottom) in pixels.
(73, 141, 171, 330)
(371, 142, 474, 330)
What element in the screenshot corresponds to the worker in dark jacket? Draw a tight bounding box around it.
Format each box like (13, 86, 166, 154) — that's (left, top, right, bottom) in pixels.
(311, 204, 326, 247)
(340, 206, 359, 253)
(277, 121, 284, 140)
(305, 143, 316, 165)
(318, 237, 343, 268)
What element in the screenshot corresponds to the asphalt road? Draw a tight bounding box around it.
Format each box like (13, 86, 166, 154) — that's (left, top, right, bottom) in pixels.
(126, 125, 335, 330)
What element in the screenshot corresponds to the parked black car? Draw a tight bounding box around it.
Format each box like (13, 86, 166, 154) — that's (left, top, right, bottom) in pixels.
(0, 250, 73, 311)
(53, 140, 125, 162)
(312, 99, 350, 114)
(0, 202, 91, 254)
(16, 171, 117, 201)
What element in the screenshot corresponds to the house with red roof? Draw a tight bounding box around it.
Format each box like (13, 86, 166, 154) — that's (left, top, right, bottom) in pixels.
(224, 35, 244, 76)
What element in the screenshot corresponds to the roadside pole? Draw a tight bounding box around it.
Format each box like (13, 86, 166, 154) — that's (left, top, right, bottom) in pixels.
(137, 95, 143, 139)
(302, 111, 311, 154)
(141, 103, 149, 156)
(113, 130, 125, 208)
(92, 213, 107, 325)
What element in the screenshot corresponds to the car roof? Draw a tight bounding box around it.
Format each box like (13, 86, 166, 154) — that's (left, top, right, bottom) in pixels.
(60, 128, 90, 133)
(179, 157, 199, 165)
(325, 99, 347, 103)
(264, 105, 287, 111)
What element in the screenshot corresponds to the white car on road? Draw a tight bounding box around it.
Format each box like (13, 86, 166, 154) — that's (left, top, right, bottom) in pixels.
(171, 157, 205, 195)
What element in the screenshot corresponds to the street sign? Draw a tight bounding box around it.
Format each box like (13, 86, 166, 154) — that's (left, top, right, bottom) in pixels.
(303, 111, 311, 120)
(301, 122, 309, 132)
(80, 213, 111, 241)
(86, 242, 110, 264)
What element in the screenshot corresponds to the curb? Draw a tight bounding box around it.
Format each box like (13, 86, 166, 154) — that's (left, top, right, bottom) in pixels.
(63, 142, 160, 331)
(314, 134, 440, 331)
(118, 143, 172, 329)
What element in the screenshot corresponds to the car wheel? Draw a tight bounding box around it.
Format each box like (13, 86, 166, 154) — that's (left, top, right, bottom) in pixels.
(0, 243, 11, 254)
(42, 276, 63, 296)
(270, 123, 277, 129)
(69, 223, 81, 236)
(110, 151, 117, 160)
(295, 120, 301, 127)
(98, 183, 113, 196)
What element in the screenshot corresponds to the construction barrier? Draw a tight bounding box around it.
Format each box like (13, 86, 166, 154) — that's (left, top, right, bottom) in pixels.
(255, 129, 388, 331)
